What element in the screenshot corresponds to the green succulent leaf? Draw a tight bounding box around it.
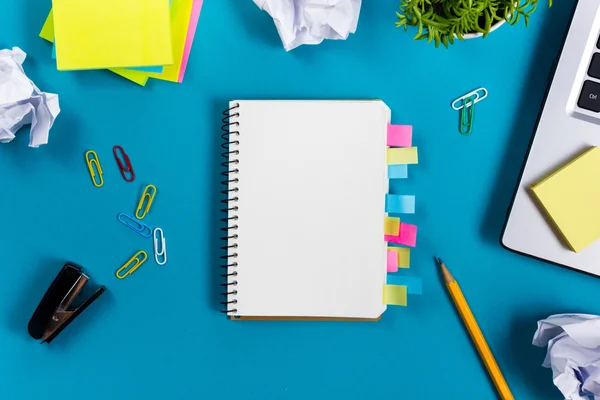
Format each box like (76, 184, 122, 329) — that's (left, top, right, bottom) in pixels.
(396, 0, 551, 47)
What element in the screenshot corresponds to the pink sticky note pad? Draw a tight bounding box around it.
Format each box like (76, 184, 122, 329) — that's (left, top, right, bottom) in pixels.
(178, 0, 204, 83)
(385, 223, 418, 247)
(387, 125, 413, 147)
(387, 250, 399, 272)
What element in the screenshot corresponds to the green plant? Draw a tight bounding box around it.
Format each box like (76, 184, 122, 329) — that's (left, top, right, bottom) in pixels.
(396, 0, 552, 48)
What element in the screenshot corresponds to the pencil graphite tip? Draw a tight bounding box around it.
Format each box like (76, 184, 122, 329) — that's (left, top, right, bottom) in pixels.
(435, 257, 455, 283)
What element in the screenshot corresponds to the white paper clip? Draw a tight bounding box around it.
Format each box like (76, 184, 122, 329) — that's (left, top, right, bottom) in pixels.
(451, 87, 488, 110)
(153, 228, 167, 266)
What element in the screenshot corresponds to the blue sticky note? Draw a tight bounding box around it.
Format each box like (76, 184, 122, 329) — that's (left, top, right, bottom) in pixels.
(388, 164, 408, 179)
(128, 65, 164, 73)
(387, 275, 422, 295)
(385, 194, 415, 214)
(52, 43, 163, 73)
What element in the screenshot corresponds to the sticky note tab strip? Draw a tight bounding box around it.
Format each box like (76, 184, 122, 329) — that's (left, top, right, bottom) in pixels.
(384, 126, 419, 307)
(387, 125, 412, 147)
(383, 284, 407, 306)
(386, 194, 415, 214)
(387, 276, 422, 295)
(385, 223, 418, 247)
(387, 147, 418, 165)
(387, 251, 398, 272)
(388, 246, 410, 268)
(388, 164, 408, 179)
(384, 217, 400, 235)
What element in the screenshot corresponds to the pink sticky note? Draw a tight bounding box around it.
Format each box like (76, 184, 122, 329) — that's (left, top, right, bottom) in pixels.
(387, 125, 413, 147)
(178, 0, 204, 83)
(385, 223, 418, 247)
(387, 250, 399, 272)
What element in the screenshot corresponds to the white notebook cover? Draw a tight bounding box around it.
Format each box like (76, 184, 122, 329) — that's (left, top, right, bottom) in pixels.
(223, 100, 390, 319)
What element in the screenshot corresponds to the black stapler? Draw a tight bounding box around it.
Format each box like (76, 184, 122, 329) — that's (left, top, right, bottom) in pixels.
(28, 263, 105, 344)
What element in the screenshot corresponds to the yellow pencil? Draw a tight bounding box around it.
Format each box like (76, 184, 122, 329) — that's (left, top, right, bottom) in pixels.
(435, 257, 514, 400)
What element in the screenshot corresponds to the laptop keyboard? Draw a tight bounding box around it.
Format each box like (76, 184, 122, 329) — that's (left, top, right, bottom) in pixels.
(578, 36, 600, 112)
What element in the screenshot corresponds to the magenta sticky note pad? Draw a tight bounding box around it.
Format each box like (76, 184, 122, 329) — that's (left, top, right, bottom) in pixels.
(387, 250, 398, 272)
(387, 125, 413, 147)
(385, 223, 418, 247)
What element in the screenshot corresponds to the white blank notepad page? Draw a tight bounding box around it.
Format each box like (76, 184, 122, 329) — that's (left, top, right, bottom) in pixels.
(230, 100, 389, 318)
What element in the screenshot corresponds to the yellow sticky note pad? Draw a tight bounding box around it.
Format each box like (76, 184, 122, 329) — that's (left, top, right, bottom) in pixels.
(109, 68, 150, 86)
(146, 0, 194, 82)
(40, 9, 149, 86)
(52, 0, 173, 70)
(384, 217, 400, 236)
(383, 284, 407, 306)
(532, 147, 600, 252)
(387, 147, 418, 165)
(40, 9, 55, 42)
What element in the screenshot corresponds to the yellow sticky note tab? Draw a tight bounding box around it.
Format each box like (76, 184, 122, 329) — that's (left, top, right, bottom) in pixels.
(532, 146, 600, 252)
(52, 0, 173, 70)
(387, 147, 418, 165)
(389, 247, 410, 269)
(383, 284, 407, 306)
(384, 217, 400, 236)
(397, 247, 410, 268)
(40, 9, 149, 86)
(146, 0, 193, 82)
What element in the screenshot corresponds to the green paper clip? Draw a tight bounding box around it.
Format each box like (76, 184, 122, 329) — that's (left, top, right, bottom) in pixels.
(459, 96, 476, 135)
(451, 87, 488, 136)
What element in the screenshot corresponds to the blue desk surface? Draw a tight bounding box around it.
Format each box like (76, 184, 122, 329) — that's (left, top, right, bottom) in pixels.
(0, 1, 589, 399)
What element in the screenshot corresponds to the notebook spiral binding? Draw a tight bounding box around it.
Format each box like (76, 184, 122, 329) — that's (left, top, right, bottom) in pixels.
(219, 103, 240, 314)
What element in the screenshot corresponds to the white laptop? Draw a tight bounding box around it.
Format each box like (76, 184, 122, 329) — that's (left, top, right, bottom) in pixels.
(502, 0, 600, 276)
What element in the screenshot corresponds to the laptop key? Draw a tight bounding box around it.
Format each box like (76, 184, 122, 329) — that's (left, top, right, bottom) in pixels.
(578, 80, 600, 112)
(589, 53, 600, 79)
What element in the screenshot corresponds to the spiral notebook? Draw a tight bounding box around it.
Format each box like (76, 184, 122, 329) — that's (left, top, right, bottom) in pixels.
(221, 100, 390, 320)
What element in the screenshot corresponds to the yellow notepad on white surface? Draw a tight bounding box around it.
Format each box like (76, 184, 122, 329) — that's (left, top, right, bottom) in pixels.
(532, 147, 600, 252)
(52, 0, 173, 70)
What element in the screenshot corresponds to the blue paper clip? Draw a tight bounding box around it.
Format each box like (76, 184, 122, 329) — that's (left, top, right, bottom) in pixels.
(117, 213, 152, 238)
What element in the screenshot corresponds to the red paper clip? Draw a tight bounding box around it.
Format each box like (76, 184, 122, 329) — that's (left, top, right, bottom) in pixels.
(113, 145, 135, 182)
